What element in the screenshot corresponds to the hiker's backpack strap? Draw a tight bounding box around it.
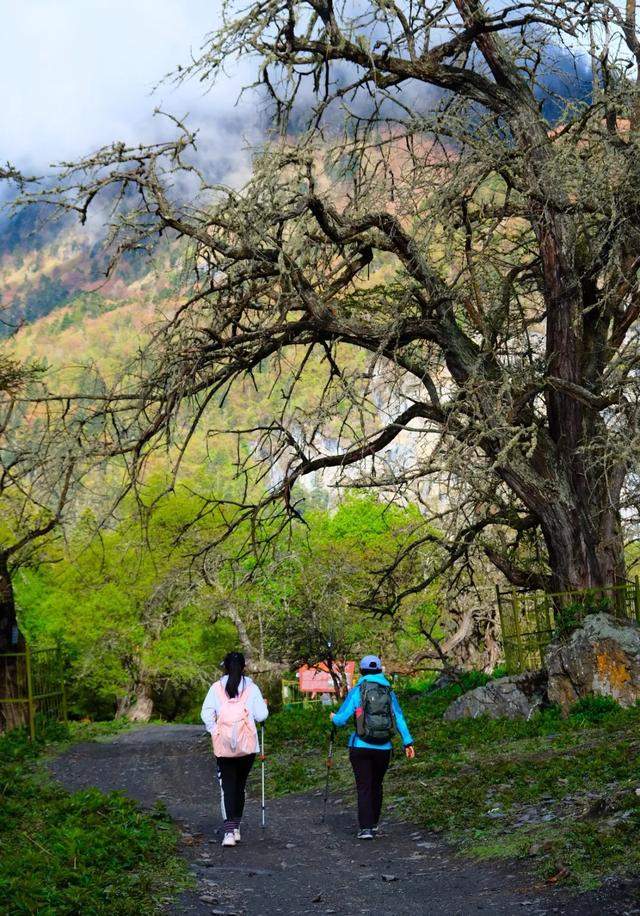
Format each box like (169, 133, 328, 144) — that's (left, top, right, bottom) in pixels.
(354, 682, 369, 737)
(215, 679, 250, 707)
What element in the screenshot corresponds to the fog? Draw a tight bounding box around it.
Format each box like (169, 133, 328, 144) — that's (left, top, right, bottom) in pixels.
(1, 0, 258, 173)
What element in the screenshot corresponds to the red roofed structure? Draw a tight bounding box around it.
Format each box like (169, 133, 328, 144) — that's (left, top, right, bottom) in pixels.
(296, 661, 356, 698)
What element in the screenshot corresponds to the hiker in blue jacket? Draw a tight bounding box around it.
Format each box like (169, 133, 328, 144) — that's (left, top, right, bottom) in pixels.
(330, 654, 415, 840)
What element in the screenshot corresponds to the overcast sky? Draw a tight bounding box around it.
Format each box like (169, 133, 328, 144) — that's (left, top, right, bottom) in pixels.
(1, 0, 258, 173)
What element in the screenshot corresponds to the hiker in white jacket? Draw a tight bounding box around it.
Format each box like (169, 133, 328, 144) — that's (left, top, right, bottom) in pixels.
(201, 652, 268, 847)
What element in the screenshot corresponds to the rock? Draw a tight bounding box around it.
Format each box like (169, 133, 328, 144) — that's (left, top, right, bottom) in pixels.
(431, 670, 463, 690)
(486, 807, 505, 819)
(544, 613, 640, 714)
(443, 671, 547, 721)
(381, 874, 398, 882)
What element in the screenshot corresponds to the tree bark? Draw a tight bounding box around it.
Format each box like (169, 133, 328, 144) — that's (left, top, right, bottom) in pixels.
(115, 679, 155, 722)
(541, 502, 626, 594)
(215, 605, 286, 675)
(126, 682, 155, 723)
(0, 552, 20, 653)
(0, 552, 28, 732)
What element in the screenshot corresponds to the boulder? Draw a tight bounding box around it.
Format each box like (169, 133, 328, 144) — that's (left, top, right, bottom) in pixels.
(545, 612, 640, 714)
(443, 670, 547, 721)
(431, 670, 464, 691)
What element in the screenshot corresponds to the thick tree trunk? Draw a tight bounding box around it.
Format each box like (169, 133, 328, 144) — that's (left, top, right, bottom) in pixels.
(0, 552, 28, 732)
(116, 680, 154, 722)
(126, 683, 154, 722)
(0, 552, 20, 653)
(540, 494, 626, 594)
(500, 435, 626, 595)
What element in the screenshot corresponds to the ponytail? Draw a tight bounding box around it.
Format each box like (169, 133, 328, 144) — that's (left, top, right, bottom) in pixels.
(222, 651, 246, 698)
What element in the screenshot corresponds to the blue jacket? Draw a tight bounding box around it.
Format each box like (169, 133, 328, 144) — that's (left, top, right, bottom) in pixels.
(331, 673, 414, 750)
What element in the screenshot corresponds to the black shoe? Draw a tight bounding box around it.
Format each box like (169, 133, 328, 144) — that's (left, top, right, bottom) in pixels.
(357, 828, 374, 840)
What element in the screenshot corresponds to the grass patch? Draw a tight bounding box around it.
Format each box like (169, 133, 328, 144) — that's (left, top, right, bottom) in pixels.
(265, 681, 640, 889)
(0, 723, 191, 914)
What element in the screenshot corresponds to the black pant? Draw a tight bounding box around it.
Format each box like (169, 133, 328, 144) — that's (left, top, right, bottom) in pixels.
(349, 747, 391, 829)
(217, 754, 256, 830)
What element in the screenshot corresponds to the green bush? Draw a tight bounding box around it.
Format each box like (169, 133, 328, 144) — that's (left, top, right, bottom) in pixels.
(555, 595, 612, 637)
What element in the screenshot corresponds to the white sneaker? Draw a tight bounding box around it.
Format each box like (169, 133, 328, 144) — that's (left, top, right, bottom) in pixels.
(222, 832, 236, 847)
(233, 828, 241, 843)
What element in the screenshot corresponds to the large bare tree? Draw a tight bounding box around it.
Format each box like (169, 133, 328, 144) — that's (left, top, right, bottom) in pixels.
(9, 0, 640, 602)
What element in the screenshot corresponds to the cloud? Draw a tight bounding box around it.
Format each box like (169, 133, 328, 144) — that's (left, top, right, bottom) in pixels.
(2, 0, 593, 188)
(1, 0, 259, 173)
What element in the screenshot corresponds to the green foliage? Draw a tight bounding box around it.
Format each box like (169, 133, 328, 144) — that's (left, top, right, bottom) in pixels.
(0, 725, 190, 914)
(555, 595, 612, 637)
(398, 667, 508, 698)
(15, 482, 238, 719)
(568, 694, 623, 724)
(253, 494, 440, 669)
(15, 487, 441, 720)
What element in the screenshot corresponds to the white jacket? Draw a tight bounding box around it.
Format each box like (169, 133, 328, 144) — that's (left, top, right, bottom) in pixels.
(201, 675, 269, 753)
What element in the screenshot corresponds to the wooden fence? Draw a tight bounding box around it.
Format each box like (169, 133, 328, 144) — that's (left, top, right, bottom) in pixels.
(0, 644, 67, 740)
(497, 579, 640, 675)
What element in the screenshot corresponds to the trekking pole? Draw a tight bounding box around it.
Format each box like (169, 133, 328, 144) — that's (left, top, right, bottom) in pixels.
(321, 724, 337, 824)
(260, 723, 266, 830)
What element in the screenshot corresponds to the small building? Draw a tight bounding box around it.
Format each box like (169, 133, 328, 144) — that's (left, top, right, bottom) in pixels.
(297, 661, 356, 698)
(282, 661, 356, 706)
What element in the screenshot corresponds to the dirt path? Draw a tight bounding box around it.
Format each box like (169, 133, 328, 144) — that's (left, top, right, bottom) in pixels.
(49, 725, 638, 916)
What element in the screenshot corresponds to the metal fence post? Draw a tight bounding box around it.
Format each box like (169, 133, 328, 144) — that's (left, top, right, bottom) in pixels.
(494, 581, 639, 679)
(24, 643, 36, 741)
(511, 590, 524, 674)
(496, 586, 512, 673)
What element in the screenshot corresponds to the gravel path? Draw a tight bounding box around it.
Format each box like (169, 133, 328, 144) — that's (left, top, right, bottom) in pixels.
(48, 725, 639, 916)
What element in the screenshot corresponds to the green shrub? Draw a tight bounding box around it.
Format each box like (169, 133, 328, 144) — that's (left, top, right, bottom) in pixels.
(569, 694, 622, 723)
(555, 595, 612, 637)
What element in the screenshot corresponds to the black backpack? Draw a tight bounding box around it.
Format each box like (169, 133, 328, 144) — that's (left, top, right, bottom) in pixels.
(355, 681, 396, 744)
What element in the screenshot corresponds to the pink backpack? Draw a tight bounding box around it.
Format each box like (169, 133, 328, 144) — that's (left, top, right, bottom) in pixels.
(212, 680, 257, 758)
